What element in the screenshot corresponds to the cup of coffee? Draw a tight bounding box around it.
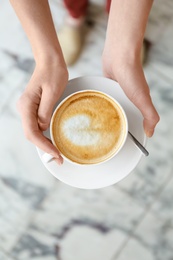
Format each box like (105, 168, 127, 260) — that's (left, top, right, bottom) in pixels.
(43, 90, 128, 165)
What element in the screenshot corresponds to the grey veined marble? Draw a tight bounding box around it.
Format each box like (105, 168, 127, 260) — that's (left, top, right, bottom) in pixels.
(0, 0, 173, 259)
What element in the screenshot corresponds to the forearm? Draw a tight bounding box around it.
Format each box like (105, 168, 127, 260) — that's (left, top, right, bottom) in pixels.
(10, 0, 64, 65)
(106, 0, 153, 61)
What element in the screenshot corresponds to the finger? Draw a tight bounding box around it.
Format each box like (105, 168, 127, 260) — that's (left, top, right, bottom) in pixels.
(29, 130, 63, 163)
(18, 93, 63, 162)
(54, 157, 63, 165)
(26, 125, 63, 163)
(112, 68, 160, 137)
(129, 89, 160, 137)
(38, 86, 63, 131)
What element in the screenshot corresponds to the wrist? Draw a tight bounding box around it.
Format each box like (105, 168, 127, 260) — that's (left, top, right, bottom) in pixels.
(102, 42, 143, 83)
(102, 39, 141, 72)
(34, 49, 69, 84)
(34, 46, 67, 70)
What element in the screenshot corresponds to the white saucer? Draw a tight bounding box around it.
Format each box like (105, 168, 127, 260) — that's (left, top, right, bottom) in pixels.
(37, 76, 147, 189)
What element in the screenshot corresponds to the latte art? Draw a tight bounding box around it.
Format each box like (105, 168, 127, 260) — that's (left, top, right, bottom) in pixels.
(51, 91, 127, 164)
(62, 115, 100, 146)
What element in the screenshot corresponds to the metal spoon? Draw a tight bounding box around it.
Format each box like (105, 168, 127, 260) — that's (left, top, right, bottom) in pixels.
(128, 131, 149, 156)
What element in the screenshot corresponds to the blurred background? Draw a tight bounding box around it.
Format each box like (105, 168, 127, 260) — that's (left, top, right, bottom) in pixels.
(0, 0, 173, 259)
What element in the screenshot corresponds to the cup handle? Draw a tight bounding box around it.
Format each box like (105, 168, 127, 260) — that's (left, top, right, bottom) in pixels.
(42, 153, 54, 163)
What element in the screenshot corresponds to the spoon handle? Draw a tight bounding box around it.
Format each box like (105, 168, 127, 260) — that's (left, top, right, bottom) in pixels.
(128, 131, 149, 157)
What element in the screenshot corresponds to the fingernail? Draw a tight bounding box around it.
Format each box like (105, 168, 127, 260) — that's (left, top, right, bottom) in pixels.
(58, 160, 63, 165)
(146, 129, 154, 137)
(54, 158, 62, 165)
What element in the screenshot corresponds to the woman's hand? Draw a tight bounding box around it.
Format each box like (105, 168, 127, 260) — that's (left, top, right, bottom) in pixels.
(102, 51, 160, 137)
(17, 61, 68, 164)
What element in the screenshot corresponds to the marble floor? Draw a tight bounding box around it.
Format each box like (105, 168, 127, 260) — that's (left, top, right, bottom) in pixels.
(0, 0, 173, 259)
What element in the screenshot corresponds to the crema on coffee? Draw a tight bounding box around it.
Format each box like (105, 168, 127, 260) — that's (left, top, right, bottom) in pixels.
(51, 91, 127, 164)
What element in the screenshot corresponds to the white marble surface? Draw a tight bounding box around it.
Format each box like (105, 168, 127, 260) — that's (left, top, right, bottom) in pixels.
(0, 0, 173, 259)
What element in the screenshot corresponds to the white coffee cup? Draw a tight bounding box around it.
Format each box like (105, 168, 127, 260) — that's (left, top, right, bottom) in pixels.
(42, 90, 128, 165)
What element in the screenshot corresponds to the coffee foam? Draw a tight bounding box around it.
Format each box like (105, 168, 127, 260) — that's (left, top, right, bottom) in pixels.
(52, 91, 126, 164)
(62, 115, 100, 146)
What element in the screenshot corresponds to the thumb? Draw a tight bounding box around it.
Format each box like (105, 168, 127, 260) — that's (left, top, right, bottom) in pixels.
(38, 87, 62, 131)
(108, 67, 160, 137)
(130, 89, 160, 137)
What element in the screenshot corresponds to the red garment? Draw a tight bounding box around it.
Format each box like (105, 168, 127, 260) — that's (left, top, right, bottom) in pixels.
(63, 0, 111, 18)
